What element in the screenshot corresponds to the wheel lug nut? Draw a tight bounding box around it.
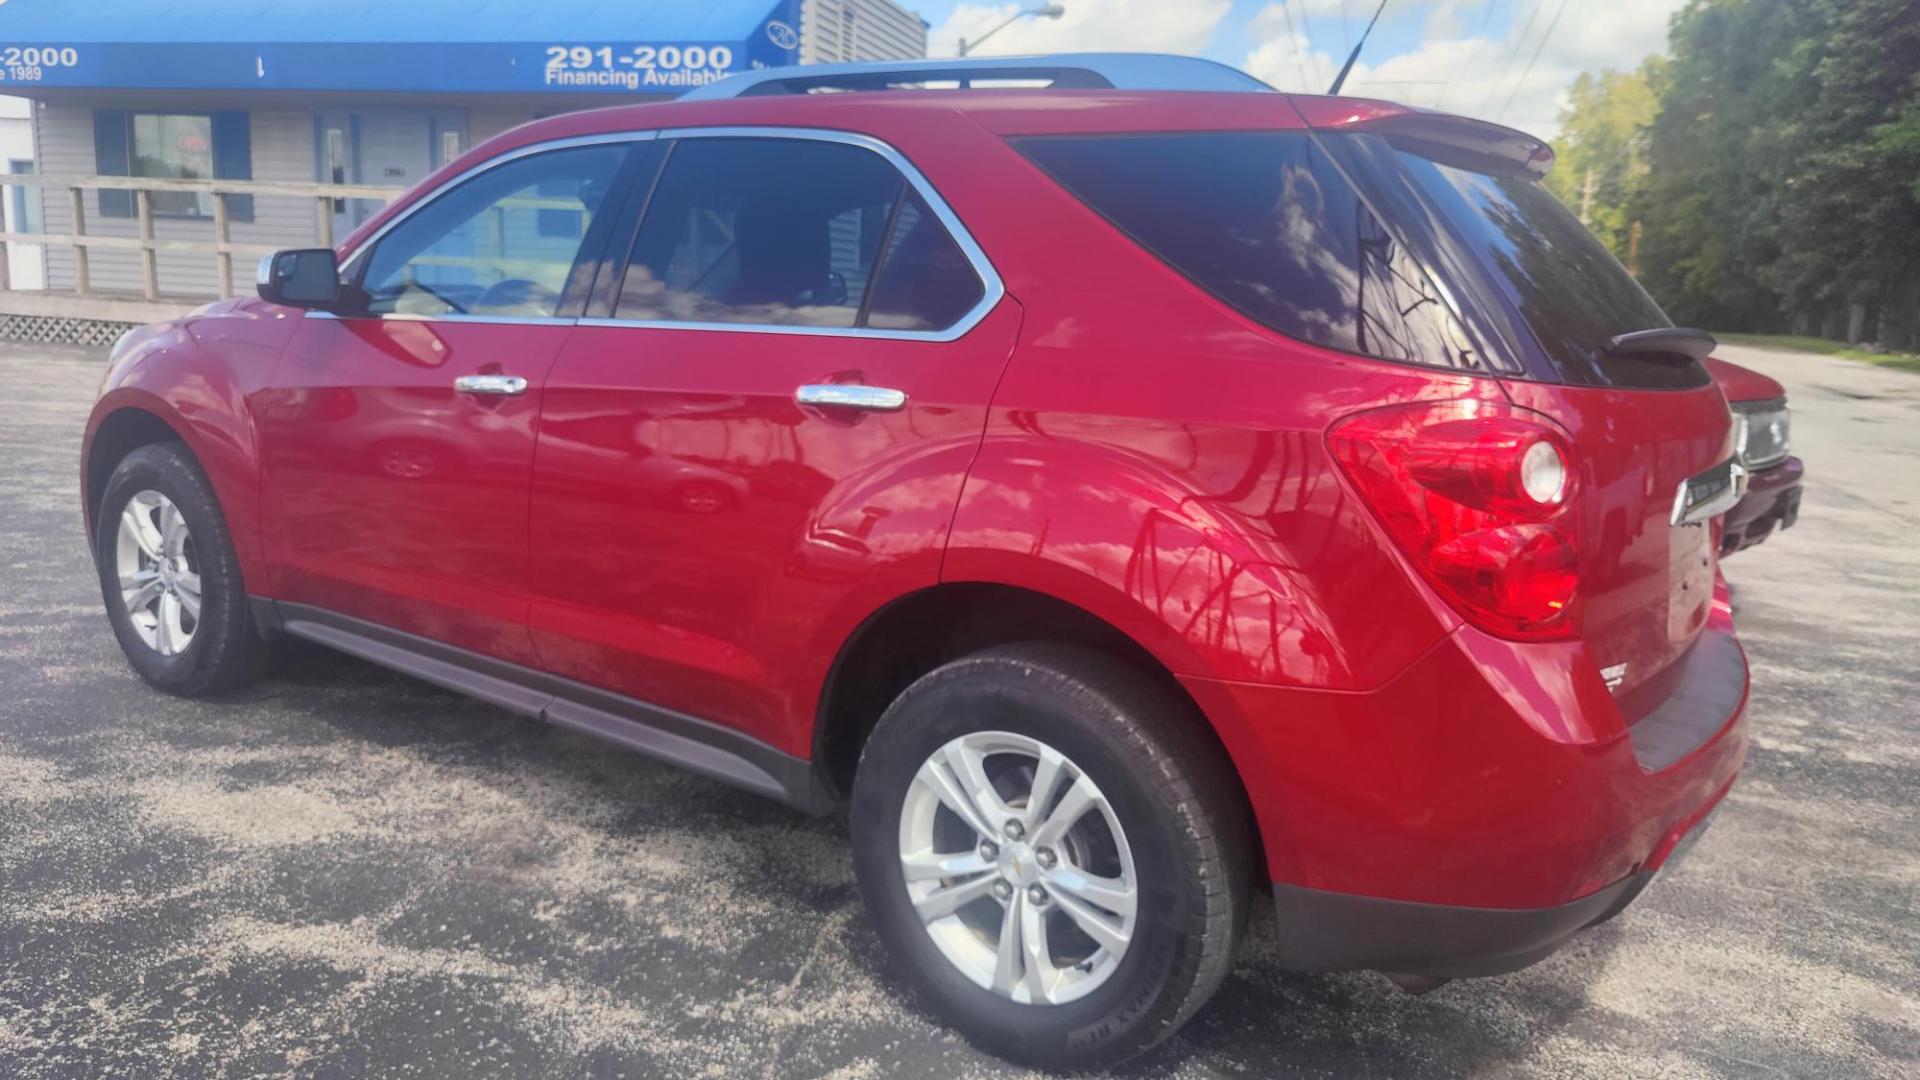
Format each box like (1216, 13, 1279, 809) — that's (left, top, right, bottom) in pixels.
(992, 880, 1014, 901)
(978, 841, 998, 861)
(1036, 848, 1056, 869)
(1004, 820, 1025, 840)
(1027, 885, 1048, 905)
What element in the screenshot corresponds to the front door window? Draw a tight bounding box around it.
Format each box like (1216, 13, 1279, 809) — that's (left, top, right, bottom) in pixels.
(354, 143, 628, 319)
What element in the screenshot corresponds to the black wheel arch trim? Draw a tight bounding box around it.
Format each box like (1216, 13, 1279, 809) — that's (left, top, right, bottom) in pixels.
(261, 599, 837, 814)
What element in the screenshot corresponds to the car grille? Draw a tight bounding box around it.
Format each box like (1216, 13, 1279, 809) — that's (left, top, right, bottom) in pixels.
(1735, 402, 1791, 469)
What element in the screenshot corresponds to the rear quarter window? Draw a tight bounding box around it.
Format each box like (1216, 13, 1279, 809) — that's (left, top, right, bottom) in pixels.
(1015, 132, 1485, 371)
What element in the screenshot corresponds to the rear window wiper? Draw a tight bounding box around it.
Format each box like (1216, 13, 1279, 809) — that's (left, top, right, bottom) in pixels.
(1605, 327, 1717, 362)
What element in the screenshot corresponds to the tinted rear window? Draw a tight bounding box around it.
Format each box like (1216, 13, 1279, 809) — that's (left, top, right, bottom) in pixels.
(1388, 147, 1709, 388)
(1016, 133, 1485, 371)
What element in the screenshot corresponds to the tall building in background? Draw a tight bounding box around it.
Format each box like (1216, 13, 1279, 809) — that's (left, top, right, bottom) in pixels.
(802, 0, 931, 64)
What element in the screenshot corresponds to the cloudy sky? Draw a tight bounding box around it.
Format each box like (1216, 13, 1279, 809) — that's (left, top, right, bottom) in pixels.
(915, 0, 1685, 139)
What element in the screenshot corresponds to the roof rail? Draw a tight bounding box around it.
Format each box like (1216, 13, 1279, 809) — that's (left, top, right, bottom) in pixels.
(679, 53, 1275, 101)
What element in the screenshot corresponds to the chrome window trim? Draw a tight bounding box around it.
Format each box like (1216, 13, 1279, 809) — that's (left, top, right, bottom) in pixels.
(304, 126, 1004, 341)
(306, 310, 577, 327)
(306, 131, 659, 327)
(580, 126, 1003, 344)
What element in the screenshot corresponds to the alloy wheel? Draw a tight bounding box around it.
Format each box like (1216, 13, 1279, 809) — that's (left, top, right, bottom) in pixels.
(115, 490, 201, 657)
(897, 730, 1138, 1005)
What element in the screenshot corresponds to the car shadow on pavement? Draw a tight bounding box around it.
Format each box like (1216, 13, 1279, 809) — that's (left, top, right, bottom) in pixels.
(179, 637, 1615, 1078)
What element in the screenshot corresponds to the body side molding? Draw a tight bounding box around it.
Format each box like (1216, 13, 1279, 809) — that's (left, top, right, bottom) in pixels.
(267, 600, 835, 814)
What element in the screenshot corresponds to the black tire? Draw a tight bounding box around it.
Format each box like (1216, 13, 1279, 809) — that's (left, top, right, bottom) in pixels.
(850, 643, 1251, 1070)
(94, 442, 265, 696)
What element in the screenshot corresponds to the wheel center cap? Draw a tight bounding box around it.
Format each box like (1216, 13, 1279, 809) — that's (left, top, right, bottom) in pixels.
(998, 840, 1041, 887)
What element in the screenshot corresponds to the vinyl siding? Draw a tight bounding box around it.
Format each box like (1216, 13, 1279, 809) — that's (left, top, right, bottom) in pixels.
(37, 103, 324, 298)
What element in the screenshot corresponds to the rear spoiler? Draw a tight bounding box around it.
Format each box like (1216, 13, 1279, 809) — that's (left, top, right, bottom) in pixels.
(1607, 327, 1719, 363)
(1293, 101, 1555, 180)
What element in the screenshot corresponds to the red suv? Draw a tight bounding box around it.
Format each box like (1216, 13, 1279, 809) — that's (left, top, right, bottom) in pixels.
(82, 56, 1750, 1069)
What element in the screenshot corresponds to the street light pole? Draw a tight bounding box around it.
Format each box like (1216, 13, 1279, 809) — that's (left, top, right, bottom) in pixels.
(958, 3, 1066, 57)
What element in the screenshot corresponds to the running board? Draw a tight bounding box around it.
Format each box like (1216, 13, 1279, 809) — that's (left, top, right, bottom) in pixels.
(261, 599, 834, 814)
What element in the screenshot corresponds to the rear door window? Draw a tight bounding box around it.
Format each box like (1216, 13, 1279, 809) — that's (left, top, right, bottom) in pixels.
(617, 137, 985, 333)
(1015, 132, 1483, 371)
(865, 191, 984, 331)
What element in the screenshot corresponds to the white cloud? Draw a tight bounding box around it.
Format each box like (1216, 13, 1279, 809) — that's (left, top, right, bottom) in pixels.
(1244, 3, 1345, 95)
(1292, 0, 1354, 18)
(1245, 0, 1685, 139)
(926, 0, 1232, 59)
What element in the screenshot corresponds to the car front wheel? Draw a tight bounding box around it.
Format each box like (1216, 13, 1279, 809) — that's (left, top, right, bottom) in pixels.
(94, 442, 265, 696)
(850, 643, 1251, 1070)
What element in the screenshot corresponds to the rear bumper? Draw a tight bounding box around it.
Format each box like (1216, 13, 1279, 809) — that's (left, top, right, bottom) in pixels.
(1269, 784, 1725, 976)
(1721, 456, 1802, 555)
(1180, 600, 1749, 970)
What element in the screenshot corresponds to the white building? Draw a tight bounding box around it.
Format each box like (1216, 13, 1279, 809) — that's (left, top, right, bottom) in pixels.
(1, 95, 44, 289)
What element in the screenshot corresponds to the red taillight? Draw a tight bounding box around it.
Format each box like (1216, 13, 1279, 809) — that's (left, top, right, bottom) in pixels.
(1329, 401, 1581, 640)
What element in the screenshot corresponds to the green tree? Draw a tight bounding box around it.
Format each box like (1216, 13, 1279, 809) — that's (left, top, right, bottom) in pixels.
(1547, 58, 1665, 259)
(1763, 0, 1920, 346)
(1630, 0, 1920, 345)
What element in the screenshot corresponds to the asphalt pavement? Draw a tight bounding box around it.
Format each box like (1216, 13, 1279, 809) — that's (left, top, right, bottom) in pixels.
(1, 340, 1915, 1078)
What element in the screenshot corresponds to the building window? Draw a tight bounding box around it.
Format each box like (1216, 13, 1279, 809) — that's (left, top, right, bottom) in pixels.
(6, 161, 40, 235)
(132, 114, 216, 217)
(92, 109, 252, 222)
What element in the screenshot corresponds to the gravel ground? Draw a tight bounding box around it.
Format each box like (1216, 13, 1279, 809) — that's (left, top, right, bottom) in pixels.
(1, 339, 1915, 1079)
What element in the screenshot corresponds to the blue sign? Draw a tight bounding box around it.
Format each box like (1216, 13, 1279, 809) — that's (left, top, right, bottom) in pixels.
(0, 0, 802, 95)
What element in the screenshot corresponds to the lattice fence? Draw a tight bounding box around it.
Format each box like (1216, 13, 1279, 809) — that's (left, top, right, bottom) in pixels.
(0, 314, 139, 348)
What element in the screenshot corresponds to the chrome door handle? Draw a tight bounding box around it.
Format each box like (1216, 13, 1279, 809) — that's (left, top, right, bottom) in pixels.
(454, 374, 528, 397)
(794, 384, 907, 411)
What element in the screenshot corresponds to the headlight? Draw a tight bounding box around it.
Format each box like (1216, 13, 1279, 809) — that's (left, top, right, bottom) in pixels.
(1733, 402, 1790, 469)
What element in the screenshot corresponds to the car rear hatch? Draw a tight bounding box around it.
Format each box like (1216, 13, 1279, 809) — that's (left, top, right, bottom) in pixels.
(1006, 96, 1738, 701)
(1310, 111, 1738, 699)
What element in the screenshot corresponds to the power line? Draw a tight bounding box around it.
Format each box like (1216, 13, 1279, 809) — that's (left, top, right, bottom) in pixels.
(1480, 0, 1542, 116)
(1498, 0, 1573, 122)
(1277, 0, 1313, 92)
(1439, 0, 1505, 110)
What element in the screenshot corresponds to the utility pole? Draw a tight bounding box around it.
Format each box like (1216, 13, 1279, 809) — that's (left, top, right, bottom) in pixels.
(1579, 166, 1596, 227)
(1627, 220, 1643, 278)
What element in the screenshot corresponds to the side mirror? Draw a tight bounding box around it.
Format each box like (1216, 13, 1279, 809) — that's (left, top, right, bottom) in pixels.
(257, 248, 341, 309)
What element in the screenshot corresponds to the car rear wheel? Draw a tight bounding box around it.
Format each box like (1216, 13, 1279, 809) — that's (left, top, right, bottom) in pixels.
(94, 442, 265, 696)
(850, 643, 1250, 1070)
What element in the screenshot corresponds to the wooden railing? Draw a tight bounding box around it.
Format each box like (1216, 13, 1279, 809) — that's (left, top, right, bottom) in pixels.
(0, 173, 402, 300)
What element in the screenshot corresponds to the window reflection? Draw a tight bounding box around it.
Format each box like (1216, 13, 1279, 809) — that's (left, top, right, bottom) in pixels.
(1018, 132, 1479, 370)
(357, 144, 628, 319)
(617, 138, 984, 332)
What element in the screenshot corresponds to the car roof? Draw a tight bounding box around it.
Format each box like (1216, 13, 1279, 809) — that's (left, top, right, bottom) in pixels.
(494, 88, 1419, 146)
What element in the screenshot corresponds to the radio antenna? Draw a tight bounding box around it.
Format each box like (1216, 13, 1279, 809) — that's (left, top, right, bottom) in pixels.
(1328, 0, 1391, 95)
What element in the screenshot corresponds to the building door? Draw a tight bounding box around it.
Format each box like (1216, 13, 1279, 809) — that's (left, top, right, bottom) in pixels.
(4, 159, 45, 289)
(258, 138, 636, 667)
(319, 109, 468, 242)
(527, 133, 1012, 753)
